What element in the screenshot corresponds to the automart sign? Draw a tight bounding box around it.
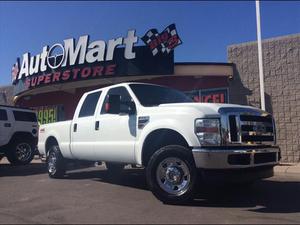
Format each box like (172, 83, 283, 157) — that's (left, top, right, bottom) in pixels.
(12, 24, 181, 95)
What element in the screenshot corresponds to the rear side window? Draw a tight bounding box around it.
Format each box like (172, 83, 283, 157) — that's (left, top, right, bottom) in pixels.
(0, 109, 8, 121)
(13, 111, 37, 122)
(79, 91, 102, 118)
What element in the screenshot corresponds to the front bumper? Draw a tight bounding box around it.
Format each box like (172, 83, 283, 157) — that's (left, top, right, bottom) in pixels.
(192, 146, 280, 169)
(199, 165, 274, 183)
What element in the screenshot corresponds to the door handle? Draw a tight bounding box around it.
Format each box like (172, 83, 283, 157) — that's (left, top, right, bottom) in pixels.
(73, 123, 77, 132)
(4, 123, 11, 127)
(95, 121, 100, 130)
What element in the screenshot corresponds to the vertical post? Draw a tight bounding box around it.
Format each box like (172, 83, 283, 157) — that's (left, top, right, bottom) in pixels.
(256, 0, 266, 110)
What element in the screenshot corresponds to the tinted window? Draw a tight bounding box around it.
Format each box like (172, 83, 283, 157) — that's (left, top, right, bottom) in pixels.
(0, 109, 8, 121)
(13, 111, 37, 122)
(79, 91, 101, 117)
(101, 87, 133, 114)
(130, 84, 192, 107)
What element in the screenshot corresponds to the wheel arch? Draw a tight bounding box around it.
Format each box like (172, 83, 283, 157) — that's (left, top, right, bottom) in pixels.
(140, 128, 191, 167)
(9, 132, 36, 145)
(45, 136, 59, 155)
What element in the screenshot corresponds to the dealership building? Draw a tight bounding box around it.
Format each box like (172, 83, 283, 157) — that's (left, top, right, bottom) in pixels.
(3, 26, 300, 163)
(13, 62, 233, 122)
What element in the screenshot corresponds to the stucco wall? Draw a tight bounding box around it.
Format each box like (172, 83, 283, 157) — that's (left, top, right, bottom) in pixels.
(228, 33, 300, 162)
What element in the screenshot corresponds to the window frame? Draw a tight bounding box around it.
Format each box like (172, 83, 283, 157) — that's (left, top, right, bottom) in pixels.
(78, 91, 102, 118)
(100, 86, 134, 115)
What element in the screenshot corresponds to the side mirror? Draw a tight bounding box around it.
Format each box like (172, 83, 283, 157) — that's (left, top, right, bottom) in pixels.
(127, 101, 136, 115)
(106, 95, 136, 115)
(120, 102, 136, 115)
(119, 101, 136, 115)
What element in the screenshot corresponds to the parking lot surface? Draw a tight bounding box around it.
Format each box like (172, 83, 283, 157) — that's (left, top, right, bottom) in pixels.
(0, 160, 300, 224)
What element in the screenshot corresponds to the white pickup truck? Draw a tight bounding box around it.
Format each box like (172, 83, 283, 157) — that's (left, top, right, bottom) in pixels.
(38, 82, 280, 203)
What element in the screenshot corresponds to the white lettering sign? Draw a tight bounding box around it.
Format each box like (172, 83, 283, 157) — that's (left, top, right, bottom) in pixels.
(14, 30, 138, 81)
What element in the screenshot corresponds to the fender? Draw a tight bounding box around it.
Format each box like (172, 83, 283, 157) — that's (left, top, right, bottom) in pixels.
(134, 118, 199, 165)
(42, 125, 73, 159)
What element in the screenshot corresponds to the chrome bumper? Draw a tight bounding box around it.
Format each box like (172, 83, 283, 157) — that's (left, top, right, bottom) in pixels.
(192, 147, 280, 169)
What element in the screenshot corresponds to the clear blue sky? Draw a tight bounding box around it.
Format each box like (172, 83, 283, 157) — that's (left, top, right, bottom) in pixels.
(0, 1, 299, 85)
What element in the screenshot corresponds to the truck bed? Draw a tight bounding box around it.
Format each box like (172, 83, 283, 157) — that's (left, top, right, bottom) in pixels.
(38, 120, 73, 158)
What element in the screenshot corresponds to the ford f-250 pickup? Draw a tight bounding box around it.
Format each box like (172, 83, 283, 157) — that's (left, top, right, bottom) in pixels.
(38, 82, 280, 203)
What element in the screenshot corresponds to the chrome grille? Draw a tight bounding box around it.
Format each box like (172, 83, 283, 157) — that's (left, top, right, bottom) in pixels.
(219, 107, 276, 146)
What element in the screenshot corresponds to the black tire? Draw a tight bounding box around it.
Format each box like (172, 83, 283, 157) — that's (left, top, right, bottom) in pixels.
(47, 145, 66, 178)
(105, 162, 125, 178)
(146, 145, 197, 204)
(6, 137, 35, 165)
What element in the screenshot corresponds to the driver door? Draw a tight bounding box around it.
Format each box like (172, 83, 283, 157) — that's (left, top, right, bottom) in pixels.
(93, 86, 137, 163)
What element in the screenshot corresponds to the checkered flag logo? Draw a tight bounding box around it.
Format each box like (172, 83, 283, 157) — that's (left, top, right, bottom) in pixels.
(11, 59, 20, 84)
(142, 23, 182, 56)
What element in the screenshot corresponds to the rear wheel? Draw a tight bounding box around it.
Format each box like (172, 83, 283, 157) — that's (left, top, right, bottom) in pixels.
(6, 137, 35, 165)
(47, 145, 66, 178)
(146, 145, 197, 204)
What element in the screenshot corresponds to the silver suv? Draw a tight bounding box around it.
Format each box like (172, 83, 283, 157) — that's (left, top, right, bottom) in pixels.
(0, 105, 38, 165)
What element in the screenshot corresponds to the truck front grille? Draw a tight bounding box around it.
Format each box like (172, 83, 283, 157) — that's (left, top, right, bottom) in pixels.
(223, 110, 275, 146)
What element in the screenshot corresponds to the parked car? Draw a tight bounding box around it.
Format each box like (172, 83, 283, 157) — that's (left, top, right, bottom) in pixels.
(38, 82, 280, 203)
(0, 105, 38, 165)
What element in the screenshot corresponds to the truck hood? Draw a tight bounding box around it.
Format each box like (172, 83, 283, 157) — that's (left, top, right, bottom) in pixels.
(158, 103, 264, 116)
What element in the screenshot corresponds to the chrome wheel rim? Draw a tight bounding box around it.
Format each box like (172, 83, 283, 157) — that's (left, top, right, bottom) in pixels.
(156, 157, 191, 196)
(15, 143, 32, 162)
(48, 151, 57, 174)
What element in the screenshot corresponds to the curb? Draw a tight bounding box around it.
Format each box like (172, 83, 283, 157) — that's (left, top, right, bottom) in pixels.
(274, 163, 300, 175)
(0, 157, 42, 165)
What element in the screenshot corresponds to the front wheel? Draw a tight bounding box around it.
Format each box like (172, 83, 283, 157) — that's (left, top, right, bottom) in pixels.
(146, 145, 197, 204)
(47, 145, 66, 178)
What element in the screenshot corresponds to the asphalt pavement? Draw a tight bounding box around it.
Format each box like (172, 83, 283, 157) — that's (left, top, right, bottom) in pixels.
(0, 158, 300, 224)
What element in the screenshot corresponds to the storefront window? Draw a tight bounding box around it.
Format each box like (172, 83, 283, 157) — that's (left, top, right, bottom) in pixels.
(32, 105, 65, 125)
(184, 88, 228, 103)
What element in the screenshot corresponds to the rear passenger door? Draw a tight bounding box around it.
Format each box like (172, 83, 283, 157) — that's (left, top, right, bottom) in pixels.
(0, 108, 12, 146)
(70, 91, 102, 160)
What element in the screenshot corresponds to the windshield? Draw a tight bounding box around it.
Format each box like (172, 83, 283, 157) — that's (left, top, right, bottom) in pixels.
(129, 84, 193, 107)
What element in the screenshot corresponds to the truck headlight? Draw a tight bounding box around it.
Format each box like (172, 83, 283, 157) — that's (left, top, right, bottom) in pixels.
(195, 118, 221, 146)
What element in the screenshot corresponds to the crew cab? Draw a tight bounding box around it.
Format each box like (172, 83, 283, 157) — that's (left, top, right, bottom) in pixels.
(0, 105, 38, 165)
(38, 83, 280, 203)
